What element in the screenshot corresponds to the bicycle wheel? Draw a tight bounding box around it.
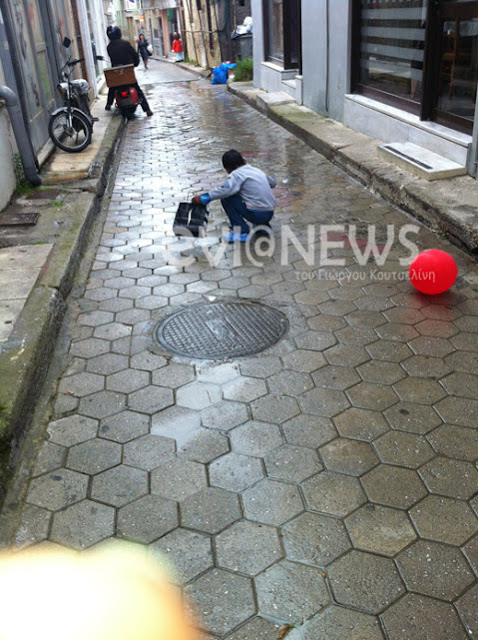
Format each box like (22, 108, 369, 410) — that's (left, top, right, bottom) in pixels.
(48, 109, 92, 153)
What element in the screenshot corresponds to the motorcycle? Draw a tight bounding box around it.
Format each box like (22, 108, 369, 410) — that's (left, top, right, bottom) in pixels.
(48, 37, 104, 153)
(104, 64, 140, 119)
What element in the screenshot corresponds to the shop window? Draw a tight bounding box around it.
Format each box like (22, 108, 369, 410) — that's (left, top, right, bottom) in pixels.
(263, 0, 301, 70)
(354, 0, 478, 133)
(357, 0, 427, 113)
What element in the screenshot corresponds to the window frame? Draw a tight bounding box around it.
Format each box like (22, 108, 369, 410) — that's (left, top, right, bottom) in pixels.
(263, 0, 302, 71)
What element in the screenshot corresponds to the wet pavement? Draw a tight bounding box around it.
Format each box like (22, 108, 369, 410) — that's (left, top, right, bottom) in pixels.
(8, 60, 478, 639)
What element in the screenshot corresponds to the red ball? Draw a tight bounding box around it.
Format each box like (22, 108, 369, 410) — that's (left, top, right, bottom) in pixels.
(409, 250, 457, 295)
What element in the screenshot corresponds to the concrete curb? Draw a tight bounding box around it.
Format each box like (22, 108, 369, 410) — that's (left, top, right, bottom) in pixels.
(228, 82, 478, 256)
(0, 114, 126, 507)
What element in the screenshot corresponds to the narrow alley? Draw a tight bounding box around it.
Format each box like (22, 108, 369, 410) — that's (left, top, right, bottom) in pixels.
(7, 62, 478, 639)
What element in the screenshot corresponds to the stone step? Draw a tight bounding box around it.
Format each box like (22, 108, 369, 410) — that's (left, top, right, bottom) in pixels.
(256, 91, 296, 113)
(378, 141, 467, 181)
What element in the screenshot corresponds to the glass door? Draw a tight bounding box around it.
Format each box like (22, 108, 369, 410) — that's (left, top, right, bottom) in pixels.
(434, 1, 478, 132)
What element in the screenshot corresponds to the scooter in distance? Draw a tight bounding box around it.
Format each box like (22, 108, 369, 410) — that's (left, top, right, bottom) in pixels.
(104, 65, 140, 119)
(49, 36, 104, 153)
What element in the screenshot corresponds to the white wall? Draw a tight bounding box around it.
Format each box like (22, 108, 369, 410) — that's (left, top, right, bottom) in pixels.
(301, 0, 352, 122)
(0, 104, 17, 212)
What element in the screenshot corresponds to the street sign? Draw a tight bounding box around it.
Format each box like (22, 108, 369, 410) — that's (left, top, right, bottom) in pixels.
(125, 0, 137, 10)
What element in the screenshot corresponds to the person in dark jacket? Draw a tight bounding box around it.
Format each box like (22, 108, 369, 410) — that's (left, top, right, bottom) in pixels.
(137, 33, 150, 70)
(105, 26, 153, 116)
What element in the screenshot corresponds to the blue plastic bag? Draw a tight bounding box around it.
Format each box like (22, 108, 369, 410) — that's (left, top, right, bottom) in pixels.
(211, 62, 236, 85)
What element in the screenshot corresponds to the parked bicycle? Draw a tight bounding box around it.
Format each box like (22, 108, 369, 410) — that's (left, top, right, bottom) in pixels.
(49, 37, 103, 153)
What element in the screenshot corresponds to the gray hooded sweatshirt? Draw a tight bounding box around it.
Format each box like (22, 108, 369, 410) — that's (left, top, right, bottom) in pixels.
(205, 164, 277, 211)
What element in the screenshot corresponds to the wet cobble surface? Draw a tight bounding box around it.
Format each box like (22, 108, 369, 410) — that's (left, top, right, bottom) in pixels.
(11, 65, 478, 639)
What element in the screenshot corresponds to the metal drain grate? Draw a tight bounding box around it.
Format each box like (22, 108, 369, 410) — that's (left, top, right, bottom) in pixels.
(27, 189, 61, 200)
(0, 212, 40, 226)
(154, 301, 289, 360)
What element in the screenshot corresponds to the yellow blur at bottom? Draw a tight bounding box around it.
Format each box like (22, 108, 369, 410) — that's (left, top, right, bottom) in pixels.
(0, 543, 198, 640)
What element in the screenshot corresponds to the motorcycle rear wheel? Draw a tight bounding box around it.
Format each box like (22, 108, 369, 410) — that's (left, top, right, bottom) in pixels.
(122, 105, 138, 119)
(48, 109, 92, 153)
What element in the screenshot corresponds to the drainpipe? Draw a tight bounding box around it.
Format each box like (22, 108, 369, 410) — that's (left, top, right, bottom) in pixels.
(0, 86, 42, 186)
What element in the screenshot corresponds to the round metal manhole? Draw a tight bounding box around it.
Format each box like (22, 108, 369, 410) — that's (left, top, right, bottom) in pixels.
(154, 301, 289, 360)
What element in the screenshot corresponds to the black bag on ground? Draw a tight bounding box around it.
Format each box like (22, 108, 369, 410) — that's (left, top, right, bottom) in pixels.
(173, 202, 208, 237)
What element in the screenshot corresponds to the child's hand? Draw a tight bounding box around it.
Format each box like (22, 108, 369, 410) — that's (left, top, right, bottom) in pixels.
(191, 195, 202, 205)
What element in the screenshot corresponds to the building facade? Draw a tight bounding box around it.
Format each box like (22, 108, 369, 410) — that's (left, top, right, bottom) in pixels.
(252, 0, 478, 177)
(0, 0, 108, 209)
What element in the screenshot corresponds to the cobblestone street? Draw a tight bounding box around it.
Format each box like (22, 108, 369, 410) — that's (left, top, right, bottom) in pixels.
(10, 64, 478, 639)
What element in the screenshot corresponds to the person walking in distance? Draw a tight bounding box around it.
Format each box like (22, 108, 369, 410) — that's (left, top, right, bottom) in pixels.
(172, 32, 184, 63)
(192, 150, 276, 243)
(105, 26, 153, 116)
(138, 33, 150, 70)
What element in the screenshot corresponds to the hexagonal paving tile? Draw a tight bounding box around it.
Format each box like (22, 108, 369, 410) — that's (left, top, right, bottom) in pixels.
(456, 582, 478, 638)
(201, 400, 249, 431)
(180, 486, 241, 534)
(117, 495, 178, 543)
(435, 395, 478, 428)
(67, 439, 121, 475)
(14, 504, 51, 549)
(58, 372, 104, 398)
(86, 353, 129, 375)
(302, 471, 367, 517)
(26, 469, 88, 511)
(334, 408, 389, 442)
(401, 355, 450, 379)
(50, 500, 115, 549)
(311, 365, 361, 391)
(179, 429, 229, 464)
(361, 465, 427, 509)
(264, 445, 322, 483)
(151, 528, 213, 585)
(184, 569, 255, 636)
(243, 479, 304, 526)
(47, 415, 98, 447)
(427, 424, 478, 461)
(176, 382, 222, 411)
(267, 371, 314, 396)
(69, 338, 110, 359)
(384, 402, 442, 435)
(152, 363, 195, 388)
(345, 504, 416, 556)
(299, 388, 350, 418)
(395, 539, 475, 601)
(328, 550, 405, 614)
(32, 442, 66, 478)
(419, 457, 478, 499)
(123, 434, 175, 470)
(130, 351, 167, 371)
(209, 452, 264, 492)
(256, 560, 330, 622)
(393, 377, 446, 405)
(151, 457, 207, 501)
(240, 356, 283, 378)
(251, 394, 301, 423)
(78, 391, 126, 420)
(409, 495, 478, 546)
(215, 520, 282, 575)
(346, 382, 398, 411)
(281, 349, 326, 373)
(223, 377, 268, 403)
(230, 421, 283, 458)
(320, 438, 379, 476)
(325, 344, 370, 368)
(373, 431, 435, 468)
(106, 369, 150, 394)
(282, 511, 351, 567)
(91, 465, 148, 507)
(381, 594, 468, 640)
(99, 410, 149, 443)
(304, 606, 384, 640)
(356, 360, 405, 385)
(282, 414, 337, 448)
(128, 386, 174, 414)
(225, 618, 282, 640)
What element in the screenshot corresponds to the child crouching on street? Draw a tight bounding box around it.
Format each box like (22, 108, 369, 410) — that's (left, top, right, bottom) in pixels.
(192, 150, 276, 243)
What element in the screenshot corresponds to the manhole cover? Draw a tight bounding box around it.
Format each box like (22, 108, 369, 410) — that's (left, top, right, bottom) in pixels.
(27, 189, 60, 200)
(154, 301, 289, 360)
